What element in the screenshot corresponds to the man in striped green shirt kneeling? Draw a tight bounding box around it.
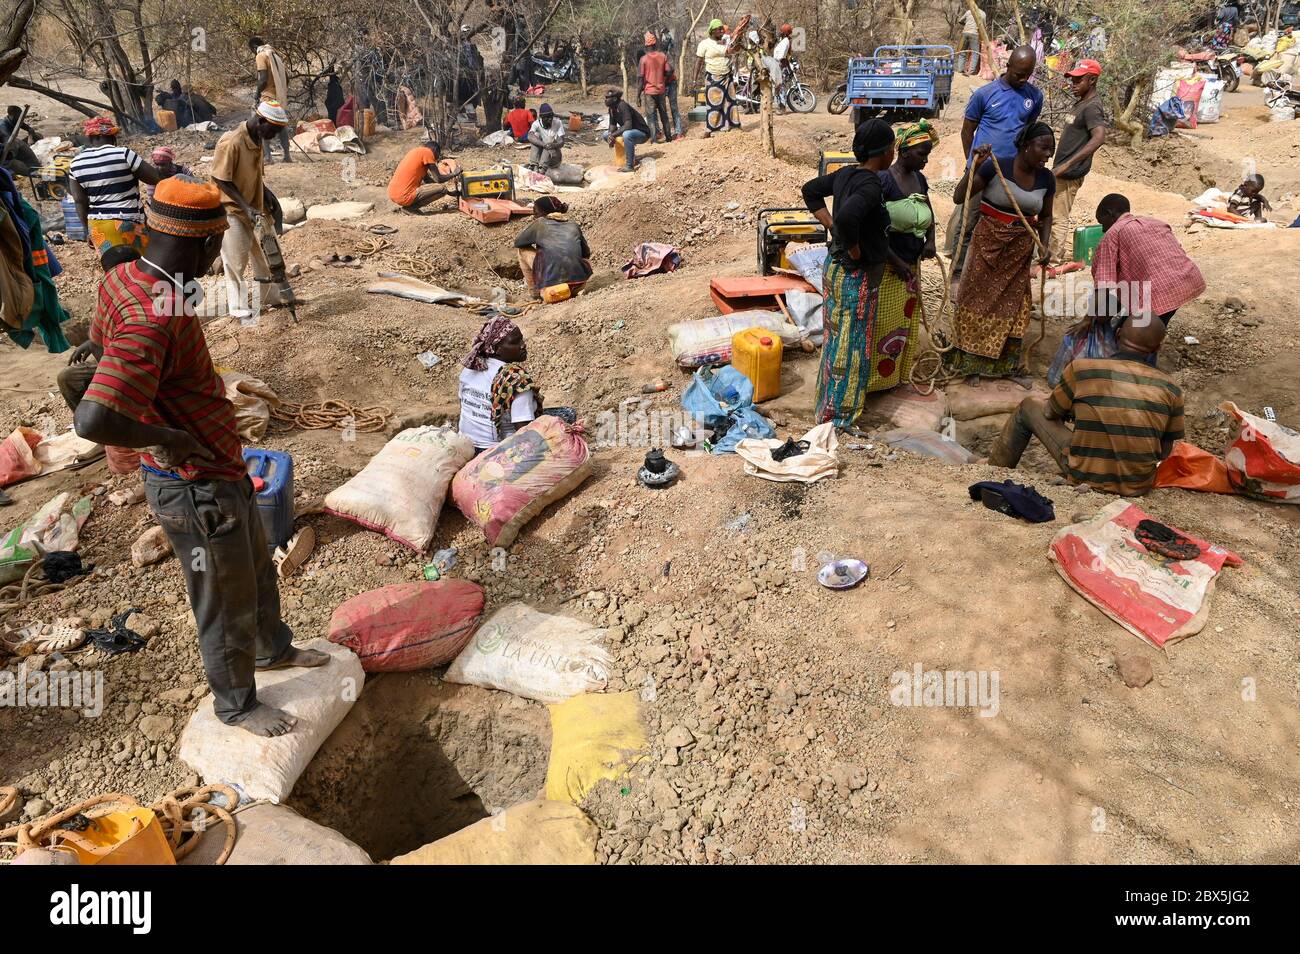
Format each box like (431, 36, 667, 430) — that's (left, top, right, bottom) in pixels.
(989, 318, 1184, 497)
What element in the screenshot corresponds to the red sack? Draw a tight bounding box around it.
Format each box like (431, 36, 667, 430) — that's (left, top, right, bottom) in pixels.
(1155, 441, 1234, 494)
(326, 580, 484, 672)
(1049, 499, 1243, 649)
(336, 95, 356, 130)
(0, 427, 43, 486)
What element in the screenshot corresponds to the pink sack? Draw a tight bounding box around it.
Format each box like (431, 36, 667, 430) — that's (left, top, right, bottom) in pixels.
(0, 427, 43, 486)
(327, 580, 485, 672)
(1175, 77, 1204, 129)
(451, 416, 592, 548)
(1049, 499, 1243, 649)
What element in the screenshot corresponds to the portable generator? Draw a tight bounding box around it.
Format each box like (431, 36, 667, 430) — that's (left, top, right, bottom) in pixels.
(458, 165, 515, 201)
(756, 207, 827, 274)
(818, 150, 855, 177)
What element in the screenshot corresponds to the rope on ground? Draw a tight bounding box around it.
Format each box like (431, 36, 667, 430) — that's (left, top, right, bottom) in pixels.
(0, 561, 72, 623)
(0, 783, 242, 864)
(271, 399, 392, 433)
(355, 236, 392, 257)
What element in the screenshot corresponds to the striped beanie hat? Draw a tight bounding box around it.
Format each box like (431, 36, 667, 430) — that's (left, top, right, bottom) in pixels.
(255, 99, 289, 125)
(147, 175, 228, 238)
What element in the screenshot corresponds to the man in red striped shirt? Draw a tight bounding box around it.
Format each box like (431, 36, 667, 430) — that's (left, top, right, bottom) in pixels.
(74, 176, 326, 737)
(1091, 193, 1206, 329)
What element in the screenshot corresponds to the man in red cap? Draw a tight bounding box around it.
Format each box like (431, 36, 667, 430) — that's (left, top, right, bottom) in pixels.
(638, 31, 672, 144)
(1050, 58, 1108, 264)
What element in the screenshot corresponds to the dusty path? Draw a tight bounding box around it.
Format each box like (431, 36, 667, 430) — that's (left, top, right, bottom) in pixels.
(1, 74, 1297, 864)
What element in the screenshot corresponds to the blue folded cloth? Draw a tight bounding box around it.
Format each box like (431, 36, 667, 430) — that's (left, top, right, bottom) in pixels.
(968, 480, 1055, 523)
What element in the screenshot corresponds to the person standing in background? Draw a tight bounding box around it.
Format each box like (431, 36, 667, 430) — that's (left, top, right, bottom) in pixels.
(250, 37, 292, 163)
(947, 46, 1042, 280)
(639, 32, 672, 144)
(67, 115, 161, 265)
(1049, 59, 1107, 263)
(959, 4, 987, 75)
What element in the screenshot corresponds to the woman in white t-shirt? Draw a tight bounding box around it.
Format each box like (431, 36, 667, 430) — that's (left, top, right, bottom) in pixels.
(457, 316, 541, 453)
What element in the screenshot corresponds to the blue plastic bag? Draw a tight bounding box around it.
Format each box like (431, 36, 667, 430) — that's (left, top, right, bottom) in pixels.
(1147, 96, 1187, 138)
(1047, 318, 1118, 387)
(681, 366, 773, 454)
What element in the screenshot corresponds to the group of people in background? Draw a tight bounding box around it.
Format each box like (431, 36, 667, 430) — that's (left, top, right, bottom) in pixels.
(800, 42, 1205, 498)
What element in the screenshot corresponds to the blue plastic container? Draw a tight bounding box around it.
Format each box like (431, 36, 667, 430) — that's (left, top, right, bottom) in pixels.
(243, 449, 294, 551)
(60, 196, 87, 241)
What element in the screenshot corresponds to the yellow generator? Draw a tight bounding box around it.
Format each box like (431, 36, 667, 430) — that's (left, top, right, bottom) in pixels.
(756, 207, 827, 274)
(818, 150, 855, 177)
(458, 166, 515, 201)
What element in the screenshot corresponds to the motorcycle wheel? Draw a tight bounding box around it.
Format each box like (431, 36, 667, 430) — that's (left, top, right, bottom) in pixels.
(1221, 64, 1240, 93)
(828, 90, 848, 115)
(787, 84, 817, 113)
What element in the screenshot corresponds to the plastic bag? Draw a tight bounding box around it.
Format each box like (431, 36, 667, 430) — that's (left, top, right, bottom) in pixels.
(736, 422, 838, 483)
(1148, 96, 1187, 137)
(178, 638, 363, 803)
(1155, 440, 1234, 494)
(326, 580, 485, 671)
(549, 163, 586, 186)
(443, 602, 610, 703)
(544, 692, 647, 804)
(0, 427, 43, 486)
(450, 415, 591, 548)
(325, 425, 474, 552)
(667, 311, 801, 367)
(681, 365, 777, 454)
(878, 428, 977, 464)
(1047, 319, 1118, 387)
(682, 365, 753, 427)
(221, 371, 280, 443)
(1049, 499, 1243, 648)
(391, 800, 597, 865)
(1220, 401, 1300, 502)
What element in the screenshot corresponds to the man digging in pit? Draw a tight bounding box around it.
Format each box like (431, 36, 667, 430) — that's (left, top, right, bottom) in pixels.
(72, 176, 328, 738)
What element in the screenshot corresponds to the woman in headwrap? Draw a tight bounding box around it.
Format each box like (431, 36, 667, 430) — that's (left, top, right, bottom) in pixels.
(144, 147, 190, 203)
(946, 122, 1055, 383)
(458, 316, 542, 453)
(873, 120, 939, 391)
(513, 196, 592, 299)
(68, 115, 162, 265)
(800, 118, 898, 430)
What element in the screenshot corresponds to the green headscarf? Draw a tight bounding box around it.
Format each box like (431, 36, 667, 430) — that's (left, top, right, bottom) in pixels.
(896, 119, 939, 151)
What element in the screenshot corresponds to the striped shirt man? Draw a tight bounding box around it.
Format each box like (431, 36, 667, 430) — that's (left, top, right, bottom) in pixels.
(69, 144, 146, 221)
(82, 260, 245, 481)
(1048, 354, 1185, 496)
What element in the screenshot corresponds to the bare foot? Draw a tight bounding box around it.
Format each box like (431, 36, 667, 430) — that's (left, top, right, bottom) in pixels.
(257, 645, 330, 671)
(232, 703, 297, 737)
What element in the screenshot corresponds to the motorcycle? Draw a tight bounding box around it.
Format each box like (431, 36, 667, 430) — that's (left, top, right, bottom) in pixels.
(781, 59, 817, 113)
(828, 82, 849, 114)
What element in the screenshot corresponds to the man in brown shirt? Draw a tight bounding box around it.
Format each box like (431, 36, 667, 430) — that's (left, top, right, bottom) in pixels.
(211, 101, 287, 320)
(250, 36, 292, 163)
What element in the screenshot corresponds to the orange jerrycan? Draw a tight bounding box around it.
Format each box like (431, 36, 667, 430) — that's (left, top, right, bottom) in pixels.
(730, 327, 783, 402)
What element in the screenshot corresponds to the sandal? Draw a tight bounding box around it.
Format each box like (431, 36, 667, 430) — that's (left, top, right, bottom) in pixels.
(274, 525, 316, 580)
(1134, 519, 1201, 561)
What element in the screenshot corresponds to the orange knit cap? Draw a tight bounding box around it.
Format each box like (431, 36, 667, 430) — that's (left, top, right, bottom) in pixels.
(147, 174, 228, 238)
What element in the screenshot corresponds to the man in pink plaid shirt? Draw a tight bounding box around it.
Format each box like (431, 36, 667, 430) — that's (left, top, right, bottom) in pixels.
(1091, 193, 1206, 329)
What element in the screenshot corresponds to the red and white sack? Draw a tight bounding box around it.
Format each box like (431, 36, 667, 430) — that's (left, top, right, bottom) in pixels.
(325, 425, 474, 551)
(327, 580, 485, 672)
(451, 415, 591, 548)
(1220, 401, 1300, 503)
(1049, 499, 1243, 649)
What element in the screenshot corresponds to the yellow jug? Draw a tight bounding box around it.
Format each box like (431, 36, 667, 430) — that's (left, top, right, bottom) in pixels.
(730, 327, 783, 402)
(541, 283, 572, 303)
